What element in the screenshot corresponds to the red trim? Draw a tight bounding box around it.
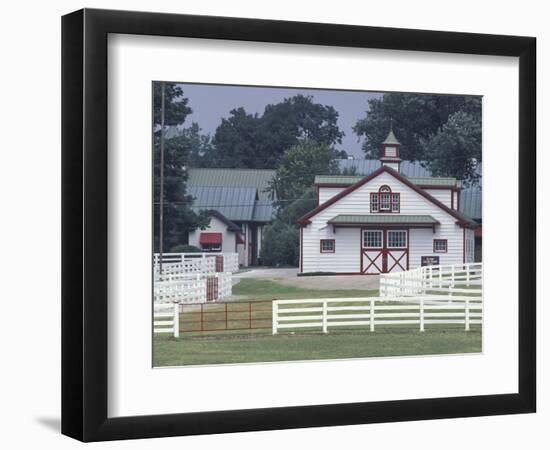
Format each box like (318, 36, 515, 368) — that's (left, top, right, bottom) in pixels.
(298, 166, 476, 228)
(320, 239, 335, 253)
(299, 226, 303, 273)
(433, 239, 448, 253)
(330, 222, 438, 228)
(475, 225, 482, 238)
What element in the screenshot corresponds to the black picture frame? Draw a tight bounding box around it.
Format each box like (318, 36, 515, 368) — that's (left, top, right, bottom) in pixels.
(62, 8, 536, 442)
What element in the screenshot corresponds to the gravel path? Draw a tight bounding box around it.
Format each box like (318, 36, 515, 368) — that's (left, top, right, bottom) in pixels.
(233, 267, 379, 291)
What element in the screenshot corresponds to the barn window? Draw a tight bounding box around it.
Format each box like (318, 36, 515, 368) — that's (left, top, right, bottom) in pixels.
(363, 230, 383, 248)
(320, 239, 335, 253)
(433, 239, 448, 253)
(370, 193, 379, 212)
(379, 186, 391, 211)
(387, 230, 407, 248)
(391, 193, 400, 212)
(372, 186, 399, 213)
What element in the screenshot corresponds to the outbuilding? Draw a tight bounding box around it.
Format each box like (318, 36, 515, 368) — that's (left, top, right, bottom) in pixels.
(297, 129, 478, 274)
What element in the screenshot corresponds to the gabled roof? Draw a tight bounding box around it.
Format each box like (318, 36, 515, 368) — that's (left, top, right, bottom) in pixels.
(335, 159, 481, 220)
(252, 200, 276, 222)
(188, 186, 257, 221)
(187, 168, 275, 201)
(299, 166, 477, 228)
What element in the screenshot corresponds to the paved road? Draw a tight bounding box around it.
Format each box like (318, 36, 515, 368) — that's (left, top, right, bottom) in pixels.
(233, 267, 379, 291)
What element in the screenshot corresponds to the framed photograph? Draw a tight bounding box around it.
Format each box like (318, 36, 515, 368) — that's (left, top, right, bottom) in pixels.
(62, 8, 536, 441)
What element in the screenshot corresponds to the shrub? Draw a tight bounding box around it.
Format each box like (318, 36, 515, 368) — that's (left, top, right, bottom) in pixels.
(169, 244, 202, 253)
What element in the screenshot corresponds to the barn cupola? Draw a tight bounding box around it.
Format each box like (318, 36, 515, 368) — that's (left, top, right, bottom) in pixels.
(379, 121, 402, 172)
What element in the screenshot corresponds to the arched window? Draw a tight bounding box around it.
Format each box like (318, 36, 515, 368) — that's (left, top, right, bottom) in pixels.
(370, 185, 400, 213)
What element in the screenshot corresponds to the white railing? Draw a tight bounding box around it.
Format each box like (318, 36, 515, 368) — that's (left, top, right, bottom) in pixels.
(380, 263, 482, 297)
(154, 272, 233, 304)
(154, 258, 216, 277)
(272, 296, 482, 334)
(216, 272, 233, 300)
(155, 276, 207, 304)
(153, 252, 239, 273)
(153, 303, 179, 338)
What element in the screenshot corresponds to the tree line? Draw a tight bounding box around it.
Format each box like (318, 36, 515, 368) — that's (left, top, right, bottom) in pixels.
(153, 83, 481, 264)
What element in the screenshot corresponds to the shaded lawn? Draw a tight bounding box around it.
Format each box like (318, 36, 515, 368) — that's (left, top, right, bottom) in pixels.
(232, 278, 378, 301)
(153, 327, 482, 366)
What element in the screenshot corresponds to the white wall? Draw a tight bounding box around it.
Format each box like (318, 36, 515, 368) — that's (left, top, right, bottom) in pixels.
(188, 215, 237, 254)
(303, 171, 465, 273)
(425, 188, 453, 208)
(318, 186, 345, 204)
(1, 1, 546, 450)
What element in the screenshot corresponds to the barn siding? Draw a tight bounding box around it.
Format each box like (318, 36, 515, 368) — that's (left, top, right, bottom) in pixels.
(318, 186, 345, 205)
(188, 215, 237, 255)
(302, 171, 465, 273)
(424, 189, 452, 208)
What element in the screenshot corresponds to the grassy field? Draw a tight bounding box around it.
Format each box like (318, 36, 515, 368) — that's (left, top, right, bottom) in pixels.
(154, 278, 481, 367)
(232, 278, 378, 301)
(153, 327, 482, 366)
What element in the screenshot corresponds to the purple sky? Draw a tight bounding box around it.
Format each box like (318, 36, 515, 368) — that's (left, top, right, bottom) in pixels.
(177, 83, 382, 158)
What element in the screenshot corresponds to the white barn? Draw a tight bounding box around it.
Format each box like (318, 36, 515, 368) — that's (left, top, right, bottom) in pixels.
(297, 129, 478, 275)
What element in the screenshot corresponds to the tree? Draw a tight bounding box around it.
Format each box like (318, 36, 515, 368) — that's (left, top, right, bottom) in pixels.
(270, 139, 339, 201)
(353, 93, 481, 162)
(260, 188, 317, 267)
(153, 83, 210, 252)
(211, 107, 262, 168)
(208, 95, 345, 169)
(423, 111, 482, 184)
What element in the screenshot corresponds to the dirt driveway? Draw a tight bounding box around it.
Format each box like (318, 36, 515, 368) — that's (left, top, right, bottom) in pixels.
(235, 267, 379, 291)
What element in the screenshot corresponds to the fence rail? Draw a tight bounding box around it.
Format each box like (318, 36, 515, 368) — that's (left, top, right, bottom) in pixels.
(153, 303, 179, 337)
(153, 252, 239, 273)
(154, 272, 233, 304)
(380, 262, 482, 297)
(273, 296, 482, 334)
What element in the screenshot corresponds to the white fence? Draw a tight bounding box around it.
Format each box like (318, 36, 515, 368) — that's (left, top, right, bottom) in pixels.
(154, 258, 216, 277)
(153, 252, 239, 273)
(154, 303, 179, 338)
(380, 263, 482, 297)
(272, 296, 482, 334)
(154, 272, 232, 305)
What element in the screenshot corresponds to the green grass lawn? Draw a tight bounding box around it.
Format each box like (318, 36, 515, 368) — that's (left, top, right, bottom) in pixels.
(232, 278, 378, 301)
(153, 327, 482, 366)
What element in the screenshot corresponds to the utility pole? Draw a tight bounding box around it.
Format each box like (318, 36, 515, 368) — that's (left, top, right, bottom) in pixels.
(159, 82, 166, 274)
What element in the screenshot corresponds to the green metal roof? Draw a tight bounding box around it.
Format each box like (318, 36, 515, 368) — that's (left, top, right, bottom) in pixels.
(460, 187, 481, 220)
(383, 129, 401, 145)
(314, 174, 460, 188)
(187, 168, 276, 201)
(406, 177, 462, 188)
(252, 200, 276, 222)
(314, 175, 363, 184)
(188, 186, 257, 221)
(328, 214, 439, 225)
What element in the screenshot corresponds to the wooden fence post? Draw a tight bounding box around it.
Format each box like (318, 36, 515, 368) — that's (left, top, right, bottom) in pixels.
(322, 300, 328, 334)
(272, 301, 278, 335)
(173, 303, 180, 338)
(420, 298, 425, 332)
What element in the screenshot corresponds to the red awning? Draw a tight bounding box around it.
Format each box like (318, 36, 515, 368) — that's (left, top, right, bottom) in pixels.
(200, 232, 223, 245)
